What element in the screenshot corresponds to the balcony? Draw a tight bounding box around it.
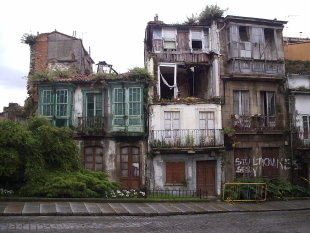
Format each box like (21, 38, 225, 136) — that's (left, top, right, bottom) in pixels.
(150, 129, 223, 150)
(231, 114, 284, 132)
(77, 116, 104, 136)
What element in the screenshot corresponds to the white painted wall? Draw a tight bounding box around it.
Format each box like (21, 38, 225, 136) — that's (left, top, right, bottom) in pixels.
(295, 95, 310, 115)
(288, 75, 310, 89)
(149, 103, 222, 131)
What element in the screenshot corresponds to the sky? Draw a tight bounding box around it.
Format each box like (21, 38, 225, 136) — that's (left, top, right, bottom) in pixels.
(1, 0, 309, 112)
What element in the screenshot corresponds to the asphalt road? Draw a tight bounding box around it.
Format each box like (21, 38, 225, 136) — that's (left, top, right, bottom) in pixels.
(0, 210, 309, 233)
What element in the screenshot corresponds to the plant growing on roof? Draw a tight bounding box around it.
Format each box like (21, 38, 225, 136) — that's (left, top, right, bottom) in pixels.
(21, 33, 38, 46)
(198, 4, 227, 23)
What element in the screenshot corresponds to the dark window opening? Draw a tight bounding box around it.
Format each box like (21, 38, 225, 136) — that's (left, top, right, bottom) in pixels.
(239, 26, 250, 41)
(159, 66, 175, 99)
(264, 28, 277, 59)
(192, 40, 202, 50)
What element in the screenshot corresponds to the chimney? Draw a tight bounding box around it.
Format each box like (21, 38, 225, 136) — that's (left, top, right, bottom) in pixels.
(154, 14, 158, 21)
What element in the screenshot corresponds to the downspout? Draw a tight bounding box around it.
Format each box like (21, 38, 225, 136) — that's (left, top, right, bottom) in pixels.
(289, 92, 295, 183)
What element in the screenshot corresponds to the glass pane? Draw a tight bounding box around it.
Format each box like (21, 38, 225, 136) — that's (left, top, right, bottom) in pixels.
(85, 155, 93, 162)
(85, 148, 92, 155)
(121, 170, 128, 177)
(85, 163, 92, 170)
(96, 155, 103, 163)
(121, 147, 128, 154)
(121, 154, 128, 162)
(132, 163, 139, 177)
(191, 30, 202, 40)
(233, 91, 240, 114)
(132, 154, 139, 163)
(95, 163, 102, 171)
(132, 147, 139, 155)
(96, 147, 103, 155)
(121, 163, 128, 169)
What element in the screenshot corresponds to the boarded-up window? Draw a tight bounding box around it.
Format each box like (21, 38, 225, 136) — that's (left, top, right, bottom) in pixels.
(261, 148, 279, 178)
(166, 162, 185, 184)
(84, 147, 103, 172)
(228, 25, 239, 58)
(233, 91, 249, 115)
(234, 148, 252, 178)
(252, 27, 264, 59)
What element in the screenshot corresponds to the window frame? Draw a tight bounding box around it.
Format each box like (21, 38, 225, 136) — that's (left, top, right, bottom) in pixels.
(84, 146, 104, 172)
(162, 28, 177, 50)
(233, 90, 249, 115)
(166, 161, 185, 184)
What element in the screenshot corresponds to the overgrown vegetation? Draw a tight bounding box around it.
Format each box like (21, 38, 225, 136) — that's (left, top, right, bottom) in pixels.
(0, 118, 120, 197)
(232, 178, 310, 200)
(21, 33, 38, 46)
(183, 4, 227, 25)
(285, 60, 310, 74)
(30, 69, 71, 83)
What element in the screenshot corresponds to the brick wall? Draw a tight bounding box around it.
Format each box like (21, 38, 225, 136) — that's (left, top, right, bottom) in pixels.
(30, 34, 48, 74)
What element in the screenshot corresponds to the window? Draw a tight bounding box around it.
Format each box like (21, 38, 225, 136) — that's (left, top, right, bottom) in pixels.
(39, 86, 73, 127)
(162, 28, 176, 50)
(84, 147, 103, 171)
(199, 112, 214, 129)
(261, 91, 275, 127)
(86, 93, 102, 117)
(166, 162, 185, 184)
(233, 91, 249, 115)
(120, 147, 140, 178)
(239, 26, 250, 41)
(190, 30, 208, 51)
(111, 84, 143, 133)
(164, 111, 180, 137)
(302, 115, 310, 140)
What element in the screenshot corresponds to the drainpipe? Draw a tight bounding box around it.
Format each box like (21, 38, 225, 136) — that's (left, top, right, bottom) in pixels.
(289, 93, 295, 183)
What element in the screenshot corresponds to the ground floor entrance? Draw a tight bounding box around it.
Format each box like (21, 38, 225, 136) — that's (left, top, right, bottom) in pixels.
(196, 160, 216, 196)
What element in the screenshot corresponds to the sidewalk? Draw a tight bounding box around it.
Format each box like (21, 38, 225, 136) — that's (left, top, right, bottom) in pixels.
(0, 200, 309, 216)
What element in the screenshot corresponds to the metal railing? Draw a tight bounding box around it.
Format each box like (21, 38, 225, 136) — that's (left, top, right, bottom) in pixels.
(77, 116, 104, 135)
(150, 129, 223, 149)
(232, 114, 283, 131)
(222, 182, 267, 202)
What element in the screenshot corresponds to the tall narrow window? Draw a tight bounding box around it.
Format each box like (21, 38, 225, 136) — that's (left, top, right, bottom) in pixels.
(164, 111, 180, 138)
(42, 90, 53, 116)
(303, 115, 309, 140)
(128, 87, 142, 126)
(113, 88, 125, 126)
(233, 91, 249, 115)
(190, 30, 203, 50)
(261, 91, 275, 127)
(86, 93, 102, 117)
(56, 89, 68, 117)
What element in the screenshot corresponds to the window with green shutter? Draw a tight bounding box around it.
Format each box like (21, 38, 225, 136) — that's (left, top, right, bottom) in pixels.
(111, 83, 144, 133)
(56, 89, 68, 117)
(42, 90, 53, 116)
(86, 93, 102, 117)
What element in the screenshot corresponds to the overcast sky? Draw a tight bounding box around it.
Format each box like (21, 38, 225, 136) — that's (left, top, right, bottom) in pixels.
(1, 0, 309, 112)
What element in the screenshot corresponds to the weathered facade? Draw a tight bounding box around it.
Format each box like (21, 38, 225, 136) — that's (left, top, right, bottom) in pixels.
(31, 31, 148, 189)
(285, 40, 310, 187)
(219, 16, 289, 181)
(144, 17, 224, 196)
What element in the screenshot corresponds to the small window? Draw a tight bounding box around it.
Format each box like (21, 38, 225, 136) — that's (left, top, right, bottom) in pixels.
(190, 30, 204, 51)
(302, 116, 309, 139)
(166, 162, 185, 184)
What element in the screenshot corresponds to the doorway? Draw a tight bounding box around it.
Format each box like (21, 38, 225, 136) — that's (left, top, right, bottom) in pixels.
(120, 146, 140, 189)
(196, 160, 216, 196)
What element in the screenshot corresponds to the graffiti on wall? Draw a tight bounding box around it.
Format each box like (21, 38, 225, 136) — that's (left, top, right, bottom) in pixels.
(235, 157, 291, 177)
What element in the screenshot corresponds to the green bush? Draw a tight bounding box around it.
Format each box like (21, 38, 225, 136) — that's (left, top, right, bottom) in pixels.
(234, 178, 310, 200)
(0, 118, 121, 197)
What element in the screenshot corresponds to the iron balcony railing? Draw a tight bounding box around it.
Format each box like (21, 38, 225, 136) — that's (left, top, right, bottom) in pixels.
(232, 114, 284, 131)
(77, 116, 104, 135)
(150, 129, 224, 149)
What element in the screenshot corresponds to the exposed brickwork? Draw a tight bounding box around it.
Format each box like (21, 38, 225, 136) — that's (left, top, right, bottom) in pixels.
(30, 34, 48, 74)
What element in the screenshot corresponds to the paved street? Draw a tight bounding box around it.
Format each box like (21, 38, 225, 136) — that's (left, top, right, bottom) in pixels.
(0, 210, 309, 233)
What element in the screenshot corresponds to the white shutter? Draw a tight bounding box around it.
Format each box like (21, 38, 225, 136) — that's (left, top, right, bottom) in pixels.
(164, 112, 172, 130)
(163, 28, 176, 40)
(172, 112, 180, 130)
(207, 112, 214, 129)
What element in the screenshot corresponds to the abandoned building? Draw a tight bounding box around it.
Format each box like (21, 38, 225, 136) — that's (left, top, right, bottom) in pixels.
(144, 17, 224, 196)
(22, 14, 310, 195)
(28, 31, 148, 189)
(285, 39, 310, 187)
(219, 16, 289, 181)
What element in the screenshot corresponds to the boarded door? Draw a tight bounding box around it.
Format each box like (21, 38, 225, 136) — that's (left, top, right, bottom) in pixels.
(196, 160, 216, 196)
(262, 147, 279, 178)
(120, 147, 140, 189)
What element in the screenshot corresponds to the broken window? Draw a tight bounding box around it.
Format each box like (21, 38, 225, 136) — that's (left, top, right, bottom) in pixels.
(239, 26, 251, 58)
(239, 26, 250, 41)
(233, 91, 249, 115)
(158, 64, 177, 99)
(162, 28, 177, 50)
(260, 91, 275, 127)
(264, 28, 277, 60)
(190, 30, 204, 51)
